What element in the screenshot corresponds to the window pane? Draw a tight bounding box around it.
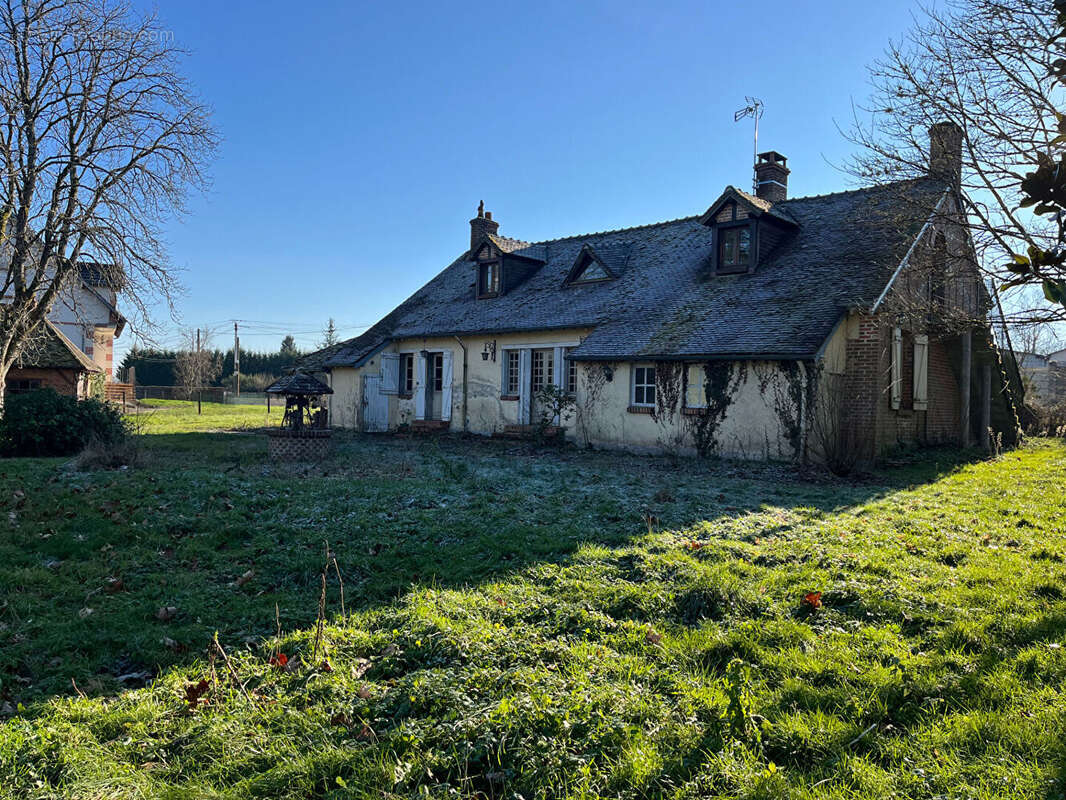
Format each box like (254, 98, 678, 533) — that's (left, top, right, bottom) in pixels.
(720, 231, 735, 265)
(635, 386, 645, 405)
(737, 228, 750, 263)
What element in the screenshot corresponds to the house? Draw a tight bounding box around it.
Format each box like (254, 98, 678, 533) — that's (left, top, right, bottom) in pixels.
(6, 318, 104, 398)
(7, 262, 125, 397)
(1017, 351, 1066, 405)
(305, 123, 1019, 461)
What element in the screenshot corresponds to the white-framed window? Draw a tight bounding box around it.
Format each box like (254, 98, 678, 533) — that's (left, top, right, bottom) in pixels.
(631, 364, 656, 407)
(503, 350, 520, 395)
(565, 348, 577, 394)
(532, 349, 553, 392)
(684, 364, 706, 408)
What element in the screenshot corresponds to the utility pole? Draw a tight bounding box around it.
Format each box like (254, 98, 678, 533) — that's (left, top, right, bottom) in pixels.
(233, 321, 240, 397)
(195, 328, 202, 415)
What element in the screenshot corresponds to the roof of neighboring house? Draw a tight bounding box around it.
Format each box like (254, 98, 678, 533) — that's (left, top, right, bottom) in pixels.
(15, 320, 103, 373)
(314, 178, 946, 368)
(265, 371, 334, 395)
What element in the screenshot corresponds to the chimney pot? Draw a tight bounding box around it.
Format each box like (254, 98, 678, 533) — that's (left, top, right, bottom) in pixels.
(485, 211, 492, 221)
(754, 151, 789, 203)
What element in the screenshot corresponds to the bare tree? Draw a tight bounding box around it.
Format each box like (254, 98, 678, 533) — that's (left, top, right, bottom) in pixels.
(0, 0, 215, 400)
(844, 0, 1064, 329)
(174, 327, 219, 394)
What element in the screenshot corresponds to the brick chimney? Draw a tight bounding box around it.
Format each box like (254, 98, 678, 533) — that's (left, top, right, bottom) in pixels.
(469, 200, 499, 253)
(754, 151, 789, 203)
(929, 121, 963, 189)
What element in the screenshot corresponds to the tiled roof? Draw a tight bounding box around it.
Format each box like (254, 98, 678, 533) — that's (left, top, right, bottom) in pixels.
(313, 179, 946, 367)
(15, 320, 102, 372)
(265, 371, 334, 395)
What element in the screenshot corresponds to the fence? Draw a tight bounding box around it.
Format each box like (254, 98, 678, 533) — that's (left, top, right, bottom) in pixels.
(133, 385, 270, 405)
(103, 382, 135, 404)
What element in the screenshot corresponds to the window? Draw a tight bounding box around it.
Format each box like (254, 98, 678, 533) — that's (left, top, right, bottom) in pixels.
(504, 350, 520, 396)
(632, 365, 656, 407)
(532, 349, 553, 392)
(565, 348, 577, 394)
(432, 353, 444, 392)
(7, 378, 41, 395)
(400, 354, 414, 394)
(478, 261, 499, 297)
(570, 254, 610, 284)
(718, 226, 751, 270)
(684, 364, 706, 408)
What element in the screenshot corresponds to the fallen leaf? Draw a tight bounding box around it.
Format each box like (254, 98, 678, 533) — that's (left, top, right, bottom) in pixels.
(155, 606, 178, 622)
(645, 627, 663, 645)
(78, 607, 94, 619)
(235, 569, 254, 587)
(802, 591, 823, 609)
(105, 577, 125, 593)
(268, 653, 288, 669)
(184, 678, 209, 708)
(357, 685, 371, 699)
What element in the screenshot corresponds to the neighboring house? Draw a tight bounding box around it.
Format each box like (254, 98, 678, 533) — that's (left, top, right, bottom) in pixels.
(305, 122, 1019, 461)
(7, 318, 103, 398)
(1017, 351, 1066, 405)
(7, 261, 125, 397)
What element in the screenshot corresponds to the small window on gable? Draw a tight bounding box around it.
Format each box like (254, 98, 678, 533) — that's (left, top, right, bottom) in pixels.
(718, 226, 751, 272)
(573, 256, 609, 283)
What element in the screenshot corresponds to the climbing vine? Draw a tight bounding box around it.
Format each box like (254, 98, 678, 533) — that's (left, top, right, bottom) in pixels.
(756, 360, 817, 462)
(577, 362, 611, 448)
(684, 361, 745, 458)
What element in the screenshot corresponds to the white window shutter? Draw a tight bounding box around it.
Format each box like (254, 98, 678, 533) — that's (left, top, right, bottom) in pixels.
(518, 349, 532, 424)
(913, 334, 929, 411)
(380, 353, 400, 395)
(891, 327, 903, 410)
(440, 351, 454, 422)
(414, 353, 427, 420)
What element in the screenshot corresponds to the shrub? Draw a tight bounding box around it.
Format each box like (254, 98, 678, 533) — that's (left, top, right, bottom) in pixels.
(0, 389, 129, 457)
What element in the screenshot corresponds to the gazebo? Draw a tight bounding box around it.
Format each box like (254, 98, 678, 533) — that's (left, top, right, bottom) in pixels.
(264, 372, 333, 460)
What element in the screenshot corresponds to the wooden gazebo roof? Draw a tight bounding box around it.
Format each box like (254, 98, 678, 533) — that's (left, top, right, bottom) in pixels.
(265, 372, 333, 396)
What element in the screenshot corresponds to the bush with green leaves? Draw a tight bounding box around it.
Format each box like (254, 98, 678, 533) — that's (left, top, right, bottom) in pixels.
(0, 389, 129, 457)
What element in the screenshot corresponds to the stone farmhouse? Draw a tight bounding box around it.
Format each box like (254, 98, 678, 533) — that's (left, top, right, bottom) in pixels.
(305, 122, 1019, 461)
(7, 262, 125, 398)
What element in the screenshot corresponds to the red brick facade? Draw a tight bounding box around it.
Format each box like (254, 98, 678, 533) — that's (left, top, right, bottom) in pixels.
(842, 312, 965, 458)
(6, 367, 91, 398)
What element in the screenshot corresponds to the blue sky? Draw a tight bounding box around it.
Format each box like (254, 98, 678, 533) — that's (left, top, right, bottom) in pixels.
(126, 0, 919, 359)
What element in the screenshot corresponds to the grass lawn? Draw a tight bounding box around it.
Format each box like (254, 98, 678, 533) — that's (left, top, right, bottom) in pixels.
(132, 398, 276, 434)
(2, 404, 1065, 799)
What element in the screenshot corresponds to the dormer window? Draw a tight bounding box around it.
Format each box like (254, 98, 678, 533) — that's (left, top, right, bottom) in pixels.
(564, 245, 616, 287)
(478, 260, 499, 297)
(718, 226, 751, 271)
(476, 244, 500, 298)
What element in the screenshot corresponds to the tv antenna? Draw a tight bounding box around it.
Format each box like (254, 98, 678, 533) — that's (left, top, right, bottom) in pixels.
(734, 97, 764, 194)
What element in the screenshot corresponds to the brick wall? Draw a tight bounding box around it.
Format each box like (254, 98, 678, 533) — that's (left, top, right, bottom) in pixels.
(926, 337, 961, 442)
(843, 313, 964, 457)
(843, 315, 884, 460)
(7, 367, 87, 398)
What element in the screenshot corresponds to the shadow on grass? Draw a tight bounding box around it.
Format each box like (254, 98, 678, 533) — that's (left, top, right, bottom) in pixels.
(0, 429, 988, 709)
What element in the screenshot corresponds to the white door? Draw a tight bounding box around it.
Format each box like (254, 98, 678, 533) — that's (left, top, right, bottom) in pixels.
(362, 374, 388, 432)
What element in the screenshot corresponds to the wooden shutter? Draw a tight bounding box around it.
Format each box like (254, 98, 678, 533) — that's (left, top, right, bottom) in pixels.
(380, 352, 400, 395)
(913, 334, 929, 411)
(414, 353, 427, 420)
(440, 351, 454, 422)
(518, 349, 532, 424)
(891, 327, 902, 410)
